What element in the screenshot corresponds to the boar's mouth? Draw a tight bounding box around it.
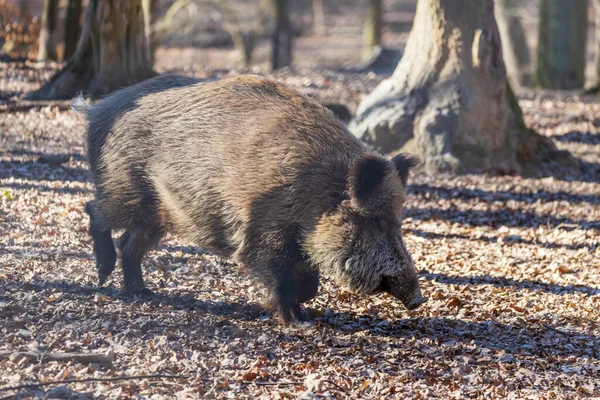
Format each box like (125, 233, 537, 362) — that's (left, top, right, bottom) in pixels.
(379, 276, 427, 311)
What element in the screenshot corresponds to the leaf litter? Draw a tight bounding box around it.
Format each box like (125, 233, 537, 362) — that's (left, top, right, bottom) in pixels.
(0, 59, 599, 399)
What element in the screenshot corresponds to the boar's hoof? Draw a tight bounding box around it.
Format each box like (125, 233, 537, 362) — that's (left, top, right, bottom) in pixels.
(127, 287, 155, 299)
(278, 303, 308, 327)
(98, 271, 109, 287)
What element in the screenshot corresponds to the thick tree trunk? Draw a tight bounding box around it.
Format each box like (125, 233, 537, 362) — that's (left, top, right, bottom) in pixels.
(37, 0, 59, 61)
(271, 0, 292, 70)
(63, 0, 83, 61)
(362, 0, 383, 62)
(28, 0, 156, 100)
(350, 0, 562, 175)
(494, 0, 531, 87)
(536, 0, 588, 89)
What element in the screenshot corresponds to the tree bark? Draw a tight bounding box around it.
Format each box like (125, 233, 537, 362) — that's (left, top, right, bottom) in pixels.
(63, 0, 83, 60)
(362, 0, 383, 62)
(536, 0, 588, 89)
(28, 0, 156, 100)
(271, 0, 292, 70)
(350, 0, 563, 175)
(37, 0, 59, 61)
(494, 0, 531, 87)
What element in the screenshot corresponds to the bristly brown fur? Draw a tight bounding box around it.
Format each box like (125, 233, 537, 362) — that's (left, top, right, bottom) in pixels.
(82, 74, 424, 326)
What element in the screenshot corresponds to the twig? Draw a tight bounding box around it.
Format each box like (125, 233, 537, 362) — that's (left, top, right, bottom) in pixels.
(543, 324, 578, 337)
(323, 379, 349, 392)
(252, 381, 301, 387)
(0, 351, 113, 367)
(0, 374, 185, 393)
(560, 314, 600, 326)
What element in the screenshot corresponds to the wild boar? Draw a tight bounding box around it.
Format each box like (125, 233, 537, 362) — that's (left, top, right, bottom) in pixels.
(76, 74, 427, 325)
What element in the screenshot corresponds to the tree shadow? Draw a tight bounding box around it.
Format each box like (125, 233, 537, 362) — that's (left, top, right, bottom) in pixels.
(406, 228, 595, 251)
(317, 313, 600, 362)
(5, 149, 86, 162)
(1, 278, 264, 321)
(0, 181, 92, 195)
(0, 160, 90, 183)
(0, 245, 94, 260)
(577, 159, 600, 184)
(404, 205, 599, 231)
(553, 130, 600, 145)
(408, 183, 598, 205)
(420, 271, 599, 296)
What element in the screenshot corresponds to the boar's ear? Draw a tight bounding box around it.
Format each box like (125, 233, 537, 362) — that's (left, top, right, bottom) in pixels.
(391, 153, 419, 186)
(349, 154, 393, 212)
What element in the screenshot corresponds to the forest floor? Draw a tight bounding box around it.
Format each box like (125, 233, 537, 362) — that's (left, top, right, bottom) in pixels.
(0, 55, 599, 399)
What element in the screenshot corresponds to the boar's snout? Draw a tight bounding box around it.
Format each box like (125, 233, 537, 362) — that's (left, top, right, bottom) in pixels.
(404, 291, 427, 310)
(381, 276, 427, 311)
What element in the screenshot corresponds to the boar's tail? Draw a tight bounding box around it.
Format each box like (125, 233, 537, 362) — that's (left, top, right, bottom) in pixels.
(71, 94, 90, 116)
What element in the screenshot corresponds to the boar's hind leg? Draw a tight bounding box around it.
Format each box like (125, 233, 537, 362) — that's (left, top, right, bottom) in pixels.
(85, 202, 116, 286)
(118, 226, 163, 296)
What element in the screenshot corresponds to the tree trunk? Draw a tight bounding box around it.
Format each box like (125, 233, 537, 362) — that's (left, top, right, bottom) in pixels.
(28, 0, 156, 100)
(63, 0, 83, 61)
(350, 0, 562, 175)
(362, 0, 383, 62)
(494, 0, 531, 87)
(536, 0, 588, 89)
(313, 0, 326, 36)
(271, 0, 292, 70)
(37, 0, 59, 61)
(142, 0, 157, 65)
(595, 0, 600, 89)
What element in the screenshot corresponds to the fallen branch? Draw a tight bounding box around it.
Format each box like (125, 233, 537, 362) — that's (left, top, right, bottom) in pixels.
(0, 351, 113, 367)
(543, 324, 578, 337)
(0, 374, 185, 393)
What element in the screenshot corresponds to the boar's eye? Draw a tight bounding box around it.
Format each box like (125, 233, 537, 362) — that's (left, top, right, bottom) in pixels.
(371, 216, 381, 225)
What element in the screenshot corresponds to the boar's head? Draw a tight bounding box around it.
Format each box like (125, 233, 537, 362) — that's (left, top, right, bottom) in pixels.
(305, 153, 426, 311)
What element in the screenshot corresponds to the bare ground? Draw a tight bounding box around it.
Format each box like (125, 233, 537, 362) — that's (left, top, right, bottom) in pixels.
(0, 57, 599, 399)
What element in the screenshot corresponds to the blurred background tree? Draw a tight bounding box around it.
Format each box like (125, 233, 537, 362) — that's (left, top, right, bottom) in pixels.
(29, 0, 155, 100)
(536, 0, 588, 89)
(494, 0, 531, 87)
(62, 0, 81, 60)
(36, 0, 58, 60)
(362, 0, 382, 62)
(271, 0, 292, 69)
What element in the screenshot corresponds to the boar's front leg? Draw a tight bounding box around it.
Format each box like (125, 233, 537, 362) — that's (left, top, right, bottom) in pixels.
(118, 226, 163, 297)
(239, 227, 306, 326)
(293, 261, 319, 304)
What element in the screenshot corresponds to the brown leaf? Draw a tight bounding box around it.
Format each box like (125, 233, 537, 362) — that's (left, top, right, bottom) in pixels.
(359, 380, 369, 391)
(510, 304, 527, 313)
(557, 265, 575, 274)
(242, 371, 258, 381)
(446, 297, 461, 308)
